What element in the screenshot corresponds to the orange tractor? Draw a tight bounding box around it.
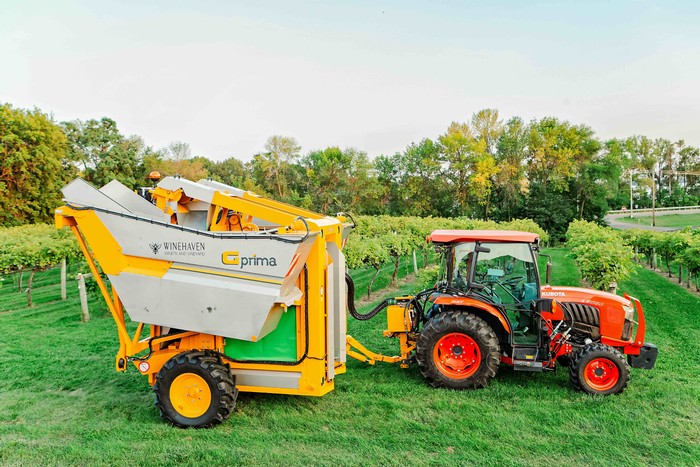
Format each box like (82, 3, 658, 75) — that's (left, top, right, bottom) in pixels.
(347, 229, 657, 395)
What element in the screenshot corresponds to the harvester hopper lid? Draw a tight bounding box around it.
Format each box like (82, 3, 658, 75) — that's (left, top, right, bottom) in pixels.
(428, 230, 539, 244)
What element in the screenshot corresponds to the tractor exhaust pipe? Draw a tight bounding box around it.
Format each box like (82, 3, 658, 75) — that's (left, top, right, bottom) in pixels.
(540, 254, 553, 285)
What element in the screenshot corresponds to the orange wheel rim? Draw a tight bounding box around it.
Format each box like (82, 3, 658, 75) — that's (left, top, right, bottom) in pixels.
(583, 358, 619, 391)
(433, 332, 481, 379)
(169, 373, 212, 418)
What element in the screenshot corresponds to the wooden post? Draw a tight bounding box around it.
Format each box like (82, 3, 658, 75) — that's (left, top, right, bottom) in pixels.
(60, 257, 67, 300)
(412, 250, 418, 275)
(77, 273, 90, 322)
(679, 265, 683, 284)
(26, 269, 35, 307)
(652, 249, 657, 270)
(652, 175, 657, 227)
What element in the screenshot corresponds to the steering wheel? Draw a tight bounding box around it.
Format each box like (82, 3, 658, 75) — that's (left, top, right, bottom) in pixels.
(503, 275, 524, 287)
(453, 271, 467, 290)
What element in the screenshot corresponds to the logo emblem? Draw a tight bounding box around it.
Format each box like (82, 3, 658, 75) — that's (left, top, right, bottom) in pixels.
(138, 361, 150, 373)
(149, 243, 162, 255)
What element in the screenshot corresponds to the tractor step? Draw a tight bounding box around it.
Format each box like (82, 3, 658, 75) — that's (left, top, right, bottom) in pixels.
(511, 346, 547, 372)
(513, 360, 545, 372)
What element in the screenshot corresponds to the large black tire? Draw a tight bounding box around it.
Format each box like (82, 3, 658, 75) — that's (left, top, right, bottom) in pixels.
(556, 354, 572, 368)
(416, 311, 500, 389)
(154, 351, 238, 428)
(569, 343, 630, 396)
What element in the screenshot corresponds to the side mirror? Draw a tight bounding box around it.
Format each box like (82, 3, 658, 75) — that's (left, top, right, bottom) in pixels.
(468, 282, 486, 291)
(475, 245, 491, 253)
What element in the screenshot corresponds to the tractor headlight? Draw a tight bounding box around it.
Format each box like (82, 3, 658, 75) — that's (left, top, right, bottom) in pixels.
(622, 303, 635, 321)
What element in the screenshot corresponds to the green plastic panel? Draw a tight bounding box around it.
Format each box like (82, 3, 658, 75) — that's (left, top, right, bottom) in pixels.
(224, 306, 298, 362)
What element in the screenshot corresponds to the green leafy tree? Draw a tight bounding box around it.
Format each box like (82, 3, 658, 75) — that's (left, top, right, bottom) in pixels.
(494, 117, 528, 220)
(144, 142, 208, 181)
(471, 108, 504, 156)
(251, 135, 302, 201)
(439, 122, 486, 215)
(388, 139, 450, 217)
(0, 103, 74, 226)
(62, 117, 148, 188)
(373, 153, 404, 215)
(526, 118, 599, 191)
(201, 156, 248, 187)
(301, 147, 383, 215)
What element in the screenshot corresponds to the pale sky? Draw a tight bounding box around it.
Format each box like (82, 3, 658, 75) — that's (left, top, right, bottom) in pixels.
(1, 0, 699, 161)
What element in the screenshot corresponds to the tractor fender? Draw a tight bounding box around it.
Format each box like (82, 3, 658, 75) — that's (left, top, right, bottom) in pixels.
(432, 296, 511, 338)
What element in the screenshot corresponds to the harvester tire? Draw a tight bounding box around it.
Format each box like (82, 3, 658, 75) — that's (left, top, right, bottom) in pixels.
(569, 343, 630, 396)
(154, 351, 238, 428)
(416, 311, 500, 389)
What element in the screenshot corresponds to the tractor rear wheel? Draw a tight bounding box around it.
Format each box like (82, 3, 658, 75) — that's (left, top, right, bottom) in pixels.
(154, 351, 238, 428)
(416, 311, 500, 389)
(569, 343, 630, 395)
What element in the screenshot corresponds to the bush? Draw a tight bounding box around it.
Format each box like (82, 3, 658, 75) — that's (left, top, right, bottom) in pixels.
(566, 220, 634, 291)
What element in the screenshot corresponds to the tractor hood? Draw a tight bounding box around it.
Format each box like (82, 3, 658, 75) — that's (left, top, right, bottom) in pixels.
(540, 285, 631, 308)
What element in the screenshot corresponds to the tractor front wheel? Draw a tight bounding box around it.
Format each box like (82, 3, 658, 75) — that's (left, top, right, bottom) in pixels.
(569, 343, 630, 395)
(416, 311, 500, 389)
(154, 351, 238, 428)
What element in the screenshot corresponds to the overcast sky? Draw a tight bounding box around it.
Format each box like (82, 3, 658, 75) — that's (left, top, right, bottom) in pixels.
(1, 0, 699, 161)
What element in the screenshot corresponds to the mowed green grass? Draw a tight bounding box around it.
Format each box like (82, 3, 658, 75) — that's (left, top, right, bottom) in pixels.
(618, 212, 700, 228)
(0, 250, 698, 466)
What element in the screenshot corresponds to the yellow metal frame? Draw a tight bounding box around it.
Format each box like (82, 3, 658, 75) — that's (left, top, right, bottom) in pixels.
(56, 180, 352, 397)
(346, 302, 418, 369)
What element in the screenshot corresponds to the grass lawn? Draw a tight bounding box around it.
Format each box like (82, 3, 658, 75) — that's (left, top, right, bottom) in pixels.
(0, 249, 698, 466)
(617, 212, 700, 228)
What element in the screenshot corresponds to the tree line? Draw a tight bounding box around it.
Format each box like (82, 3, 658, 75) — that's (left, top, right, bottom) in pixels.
(3, 102, 699, 240)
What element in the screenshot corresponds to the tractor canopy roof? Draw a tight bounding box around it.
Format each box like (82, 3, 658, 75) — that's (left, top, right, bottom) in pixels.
(428, 229, 540, 244)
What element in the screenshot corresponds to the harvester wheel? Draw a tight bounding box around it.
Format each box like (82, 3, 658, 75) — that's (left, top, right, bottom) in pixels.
(569, 343, 630, 396)
(416, 311, 500, 389)
(154, 351, 238, 428)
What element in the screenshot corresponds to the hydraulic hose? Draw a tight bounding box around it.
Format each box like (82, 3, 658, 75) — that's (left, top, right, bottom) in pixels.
(345, 272, 391, 321)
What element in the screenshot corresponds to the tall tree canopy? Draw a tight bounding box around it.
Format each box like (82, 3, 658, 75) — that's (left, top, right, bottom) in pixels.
(0, 103, 74, 225)
(62, 117, 146, 189)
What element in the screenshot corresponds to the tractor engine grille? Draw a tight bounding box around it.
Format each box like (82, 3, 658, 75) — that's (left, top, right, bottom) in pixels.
(621, 319, 633, 341)
(560, 302, 601, 340)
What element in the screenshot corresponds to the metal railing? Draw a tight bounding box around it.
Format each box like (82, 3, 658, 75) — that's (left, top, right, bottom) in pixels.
(608, 205, 700, 215)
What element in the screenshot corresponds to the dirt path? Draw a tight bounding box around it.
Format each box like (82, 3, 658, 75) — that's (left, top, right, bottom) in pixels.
(354, 273, 417, 307)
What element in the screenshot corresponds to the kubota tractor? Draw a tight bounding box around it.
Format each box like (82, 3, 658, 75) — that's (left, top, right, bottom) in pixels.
(347, 229, 658, 395)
